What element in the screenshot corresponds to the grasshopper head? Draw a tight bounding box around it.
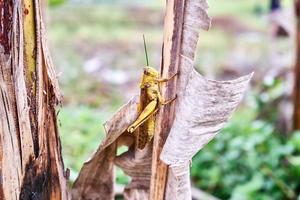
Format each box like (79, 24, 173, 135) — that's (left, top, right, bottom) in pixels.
(143, 66, 159, 78)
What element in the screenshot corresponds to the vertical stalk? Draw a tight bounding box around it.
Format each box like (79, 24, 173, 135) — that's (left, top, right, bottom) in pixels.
(294, 0, 300, 130)
(23, 0, 39, 157)
(0, 0, 68, 199)
(149, 0, 184, 199)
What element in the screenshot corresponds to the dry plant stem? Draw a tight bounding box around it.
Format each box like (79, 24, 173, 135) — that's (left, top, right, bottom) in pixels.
(294, 0, 300, 130)
(149, 0, 184, 199)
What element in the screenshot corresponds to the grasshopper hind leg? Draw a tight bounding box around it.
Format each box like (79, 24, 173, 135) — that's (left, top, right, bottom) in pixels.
(127, 100, 158, 133)
(160, 94, 177, 105)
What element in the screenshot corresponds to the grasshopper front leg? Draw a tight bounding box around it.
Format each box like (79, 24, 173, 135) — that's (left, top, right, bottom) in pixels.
(127, 99, 158, 133)
(156, 72, 178, 83)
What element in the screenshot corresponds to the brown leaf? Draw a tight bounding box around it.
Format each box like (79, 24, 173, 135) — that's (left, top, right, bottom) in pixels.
(158, 0, 252, 199)
(72, 142, 116, 200)
(103, 96, 139, 149)
(115, 144, 152, 200)
(72, 96, 139, 199)
(160, 72, 252, 165)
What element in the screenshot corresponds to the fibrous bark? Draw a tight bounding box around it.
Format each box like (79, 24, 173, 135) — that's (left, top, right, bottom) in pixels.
(157, 1, 252, 199)
(0, 0, 68, 199)
(149, 0, 212, 198)
(294, 0, 300, 130)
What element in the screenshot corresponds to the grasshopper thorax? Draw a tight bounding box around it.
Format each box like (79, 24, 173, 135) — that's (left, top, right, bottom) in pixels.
(143, 66, 159, 78)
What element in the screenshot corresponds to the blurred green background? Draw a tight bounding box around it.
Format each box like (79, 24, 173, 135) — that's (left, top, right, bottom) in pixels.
(48, 0, 300, 199)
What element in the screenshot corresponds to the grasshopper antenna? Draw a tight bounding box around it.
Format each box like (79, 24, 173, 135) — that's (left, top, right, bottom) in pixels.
(143, 34, 149, 66)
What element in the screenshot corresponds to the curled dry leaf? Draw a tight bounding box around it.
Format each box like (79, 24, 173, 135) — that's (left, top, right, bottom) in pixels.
(72, 143, 116, 200)
(160, 71, 252, 200)
(102, 96, 139, 149)
(115, 144, 152, 200)
(158, 0, 252, 199)
(72, 96, 139, 200)
(160, 72, 252, 165)
(165, 164, 191, 200)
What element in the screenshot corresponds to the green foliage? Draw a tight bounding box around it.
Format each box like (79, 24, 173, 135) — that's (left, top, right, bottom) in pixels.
(58, 105, 130, 184)
(191, 108, 300, 200)
(58, 106, 106, 182)
(49, 0, 66, 7)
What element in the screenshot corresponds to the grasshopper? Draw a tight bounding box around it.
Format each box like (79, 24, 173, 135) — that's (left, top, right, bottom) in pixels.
(127, 36, 177, 149)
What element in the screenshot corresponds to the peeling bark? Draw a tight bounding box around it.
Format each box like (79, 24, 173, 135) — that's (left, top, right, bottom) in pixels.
(294, 0, 300, 130)
(150, 0, 211, 198)
(0, 0, 68, 199)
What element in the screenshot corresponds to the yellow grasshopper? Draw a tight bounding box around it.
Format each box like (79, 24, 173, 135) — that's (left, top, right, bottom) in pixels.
(127, 36, 177, 149)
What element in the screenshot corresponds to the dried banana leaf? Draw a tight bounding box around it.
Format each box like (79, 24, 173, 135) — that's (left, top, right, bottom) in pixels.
(158, 0, 252, 199)
(72, 96, 139, 200)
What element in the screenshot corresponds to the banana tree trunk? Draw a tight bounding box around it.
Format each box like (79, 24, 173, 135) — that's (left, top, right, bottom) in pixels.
(0, 0, 69, 199)
(294, 0, 300, 130)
